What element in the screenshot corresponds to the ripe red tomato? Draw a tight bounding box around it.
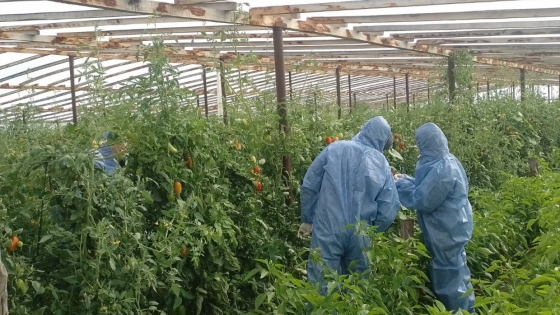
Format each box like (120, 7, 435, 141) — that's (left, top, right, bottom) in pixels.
(256, 182, 262, 191)
(325, 137, 333, 145)
(252, 167, 261, 175)
(184, 156, 193, 169)
(6, 236, 18, 252)
(173, 182, 182, 195)
(399, 142, 405, 150)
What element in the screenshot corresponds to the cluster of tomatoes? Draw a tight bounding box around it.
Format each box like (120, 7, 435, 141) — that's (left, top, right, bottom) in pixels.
(166, 142, 193, 197)
(5, 235, 23, 253)
(325, 133, 344, 145)
(249, 155, 263, 192)
(393, 134, 406, 152)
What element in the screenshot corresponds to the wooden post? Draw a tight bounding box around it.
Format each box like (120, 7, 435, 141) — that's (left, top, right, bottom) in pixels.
(288, 71, 293, 101)
(448, 56, 455, 103)
(202, 66, 209, 117)
(348, 74, 352, 111)
(220, 60, 228, 125)
(386, 92, 389, 109)
(393, 76, 397, 109)
(405, 73, 410, 112)
(336, 66, 342, 119)
(520, 69, 526, 101)
(273, 27, 293, 206)
(69, 56, 78, 125)
(476, 82, 480, 101)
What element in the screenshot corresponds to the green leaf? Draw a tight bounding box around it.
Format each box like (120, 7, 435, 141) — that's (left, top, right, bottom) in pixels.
(387, 148, 403, 160)
(173, 296, 182, 309)
(109, 257, 116, 271)
(244, 267, 260, 281)
(39, 235, 52, 243)
(529, 275, 555, 285)
(276, 302, 286, 314)
(255, 293, 266, 309)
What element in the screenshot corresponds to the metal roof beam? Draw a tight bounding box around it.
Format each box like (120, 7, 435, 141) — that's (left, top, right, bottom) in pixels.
(49, 0, 236, 24)
(56, 25, 269, 38)
(309, 8, 560, 24)
(417, 37, 560, 45)
(0, 16, 190, 32)
(0, 10, 141, 22)
(249, 0, 521, 15)
(249, 16, 560, 74)
(355, 20, 560, 32)
(392, 28, 560, 40)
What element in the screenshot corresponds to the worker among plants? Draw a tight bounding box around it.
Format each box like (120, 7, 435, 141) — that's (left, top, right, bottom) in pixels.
(93, 131, 127, 175)
(394, 123, 476, 313)
(298, 116, 400, 295)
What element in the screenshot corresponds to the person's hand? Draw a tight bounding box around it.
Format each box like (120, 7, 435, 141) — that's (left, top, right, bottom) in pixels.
(393, 173, 404, 182)
(298, 223, 313, 239)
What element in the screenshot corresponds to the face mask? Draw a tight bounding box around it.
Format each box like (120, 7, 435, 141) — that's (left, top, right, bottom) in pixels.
(384, 136, 393, 151)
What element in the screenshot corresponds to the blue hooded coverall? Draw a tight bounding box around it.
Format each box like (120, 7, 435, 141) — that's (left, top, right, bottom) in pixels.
(93, 131, 120, 176)
(395, 123, 475, 313)
(300, 116, 400, 294)
(51, 131, 119, 220)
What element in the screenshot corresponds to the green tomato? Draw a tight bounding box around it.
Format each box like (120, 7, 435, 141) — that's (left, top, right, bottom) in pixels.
(3, 239, 12, 249)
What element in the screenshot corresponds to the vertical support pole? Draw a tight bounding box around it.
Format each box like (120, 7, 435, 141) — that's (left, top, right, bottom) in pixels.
(69, 56, 78, 126)
(216, 68, 223, 117)
(220, 60, 228, 125)
(427, 83, 430, 101)
(386, 93, 389, 109)
(314, 92, 317, 106)
(476, 82, 480, 101)
(405, 73, 410, 112)
(393, 76, 397, 109)
(202, 66, 209, 117)
(448, 56, 456, 104)
(348, 74, 352, 110)
(486, 80, 490, 100)
(512, 83, 515, 98)
(548, 85, 551, 103)
(273, 26, 292, 206)
(288, 71, 293, 101)
(335, 66, 342, 119)
(196, 94, 200, 107)
(520, 69, 526, 101)
(413, 93, 416, 108)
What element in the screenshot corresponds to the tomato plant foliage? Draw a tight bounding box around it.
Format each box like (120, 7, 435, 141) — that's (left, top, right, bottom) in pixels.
(1, 39, 560, 315)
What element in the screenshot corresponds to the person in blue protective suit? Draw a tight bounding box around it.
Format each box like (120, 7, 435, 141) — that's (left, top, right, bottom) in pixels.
(299, 116, 400, 296)
(93, 131, 127, 176)
(394, 123, 475, 314)
(51, 131, 126, 221)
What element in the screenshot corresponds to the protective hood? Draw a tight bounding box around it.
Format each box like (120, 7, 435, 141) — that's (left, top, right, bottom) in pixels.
(352, 116, 392, 152)
(415, 123, 450, 159)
